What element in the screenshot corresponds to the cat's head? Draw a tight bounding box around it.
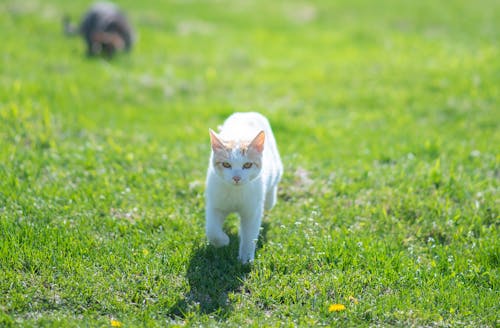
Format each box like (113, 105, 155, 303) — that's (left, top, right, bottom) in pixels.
(91, 32, 125, 57)
(209, 129, 265, 186)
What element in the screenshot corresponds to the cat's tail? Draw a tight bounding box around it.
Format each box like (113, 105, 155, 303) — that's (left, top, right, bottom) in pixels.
(63, 15, 79, 36)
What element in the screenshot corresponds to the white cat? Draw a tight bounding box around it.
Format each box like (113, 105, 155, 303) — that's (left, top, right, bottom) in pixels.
(205, 112, 283, 263)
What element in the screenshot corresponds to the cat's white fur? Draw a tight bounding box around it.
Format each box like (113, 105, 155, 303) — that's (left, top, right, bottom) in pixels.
(205, 112, 283, 263)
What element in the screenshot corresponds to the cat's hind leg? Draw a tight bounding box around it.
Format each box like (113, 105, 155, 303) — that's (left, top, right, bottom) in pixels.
(264, 185, 278, 211)
(206, 207, 229, 247)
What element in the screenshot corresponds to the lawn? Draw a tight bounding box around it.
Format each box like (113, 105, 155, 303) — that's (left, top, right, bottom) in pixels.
(0, 0, 498, 326)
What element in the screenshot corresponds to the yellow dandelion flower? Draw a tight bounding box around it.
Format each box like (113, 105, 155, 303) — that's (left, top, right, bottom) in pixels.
(328, 304, 346, 312)
(142, 249, 149, 256)
(349, 295, 359, 304)
(110, 319, 122, 327)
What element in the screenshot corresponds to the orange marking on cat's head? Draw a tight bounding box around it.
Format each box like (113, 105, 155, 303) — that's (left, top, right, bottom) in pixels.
(209, 129, 265, 158)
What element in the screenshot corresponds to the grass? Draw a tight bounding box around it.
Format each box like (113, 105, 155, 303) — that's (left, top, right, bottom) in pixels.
(0, 0, 498, 326)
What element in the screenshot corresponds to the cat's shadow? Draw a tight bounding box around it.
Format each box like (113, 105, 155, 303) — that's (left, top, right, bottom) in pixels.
(168, 222, 269, 319)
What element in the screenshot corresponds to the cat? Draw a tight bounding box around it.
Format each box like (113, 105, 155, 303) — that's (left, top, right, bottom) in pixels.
(64, 2, 134, 57)
(205, 112, 283, 263)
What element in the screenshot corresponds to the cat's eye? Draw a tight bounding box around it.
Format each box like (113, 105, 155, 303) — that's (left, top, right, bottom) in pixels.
(222, 162, 231, 168)
(242, 162, 253, 169)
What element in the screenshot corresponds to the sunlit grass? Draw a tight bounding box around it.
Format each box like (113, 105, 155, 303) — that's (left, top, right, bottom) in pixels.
(0, 0, 498, 326)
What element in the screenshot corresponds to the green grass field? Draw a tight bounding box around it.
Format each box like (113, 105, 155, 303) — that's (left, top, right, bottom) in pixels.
(1, 0, 498, 326)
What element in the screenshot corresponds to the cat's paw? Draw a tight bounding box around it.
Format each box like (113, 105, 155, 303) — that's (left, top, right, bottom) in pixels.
(238, 255, 254, 265)
(207, 232, 230, 248)
(238, 251, 254, 264)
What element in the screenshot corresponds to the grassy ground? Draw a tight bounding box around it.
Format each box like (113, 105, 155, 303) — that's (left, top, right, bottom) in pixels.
(0, 0, 498, 326)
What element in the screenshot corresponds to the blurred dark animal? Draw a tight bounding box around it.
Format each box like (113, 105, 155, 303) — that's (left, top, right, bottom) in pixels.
(64, 2, 134, 58)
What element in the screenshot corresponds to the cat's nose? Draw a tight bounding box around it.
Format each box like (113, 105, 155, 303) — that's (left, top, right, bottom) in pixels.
(232, 176, 241, 183)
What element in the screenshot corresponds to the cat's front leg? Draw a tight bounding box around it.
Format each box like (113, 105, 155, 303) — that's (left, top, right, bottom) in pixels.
(238, 208, 263, 264)
(206, 207, 229, 247)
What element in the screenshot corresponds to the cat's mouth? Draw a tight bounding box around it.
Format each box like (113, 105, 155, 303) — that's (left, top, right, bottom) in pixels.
(232, 179, 247, 186)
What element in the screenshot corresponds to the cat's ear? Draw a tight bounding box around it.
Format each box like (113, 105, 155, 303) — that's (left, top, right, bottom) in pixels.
(209, 129, 226, 152)
(249, 130, 265, 154)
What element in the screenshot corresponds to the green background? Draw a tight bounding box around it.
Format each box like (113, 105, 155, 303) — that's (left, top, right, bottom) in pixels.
(1, 0, 498, 326)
